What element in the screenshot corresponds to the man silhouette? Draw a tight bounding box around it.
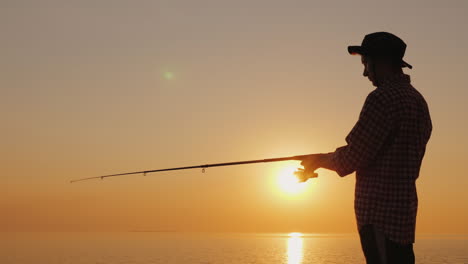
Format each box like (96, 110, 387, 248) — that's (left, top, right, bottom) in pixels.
(298, 32, 432, 264)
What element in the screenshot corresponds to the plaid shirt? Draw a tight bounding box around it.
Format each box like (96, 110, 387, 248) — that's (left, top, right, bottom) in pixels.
(330, 74, 432, 244)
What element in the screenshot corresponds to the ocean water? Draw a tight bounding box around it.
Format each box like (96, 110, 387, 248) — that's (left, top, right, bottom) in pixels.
(1, 232, 467, 264)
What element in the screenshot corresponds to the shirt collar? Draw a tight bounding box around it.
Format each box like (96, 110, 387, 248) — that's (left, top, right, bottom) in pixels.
(379, 74, 411, 88)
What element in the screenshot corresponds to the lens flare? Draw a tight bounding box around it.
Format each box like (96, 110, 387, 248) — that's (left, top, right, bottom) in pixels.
(163, 71, 174, 80)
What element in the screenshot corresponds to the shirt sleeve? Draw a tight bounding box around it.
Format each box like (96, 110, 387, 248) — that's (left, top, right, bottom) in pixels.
(330, 91, 393, 177)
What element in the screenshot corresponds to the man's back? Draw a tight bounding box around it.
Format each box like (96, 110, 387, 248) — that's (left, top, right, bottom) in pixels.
(367, 74, 432, 180)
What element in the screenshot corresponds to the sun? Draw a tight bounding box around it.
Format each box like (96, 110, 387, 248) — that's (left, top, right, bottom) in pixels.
(276, 163, 307, 195)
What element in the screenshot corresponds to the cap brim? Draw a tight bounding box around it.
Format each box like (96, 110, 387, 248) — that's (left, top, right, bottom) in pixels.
(348, 45, 413, 69)
(348, 46, 366, 55)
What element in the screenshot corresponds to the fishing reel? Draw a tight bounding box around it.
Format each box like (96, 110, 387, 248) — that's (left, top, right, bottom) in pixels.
(294, 168, 318, 183)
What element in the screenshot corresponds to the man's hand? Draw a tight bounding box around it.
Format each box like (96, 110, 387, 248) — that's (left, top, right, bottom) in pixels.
(294, 154, 330, 182)
(294, 168, 318, 182)
(300, 154, 324, 170)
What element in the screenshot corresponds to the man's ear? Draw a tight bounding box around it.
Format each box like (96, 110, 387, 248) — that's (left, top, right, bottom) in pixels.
(367, 57, 376, 76)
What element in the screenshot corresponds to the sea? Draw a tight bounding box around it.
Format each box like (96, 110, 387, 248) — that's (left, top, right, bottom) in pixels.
(1, 232, 467, 264)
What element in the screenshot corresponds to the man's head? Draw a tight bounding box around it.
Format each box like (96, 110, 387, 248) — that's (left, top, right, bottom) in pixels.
(348, 32, 412, 87)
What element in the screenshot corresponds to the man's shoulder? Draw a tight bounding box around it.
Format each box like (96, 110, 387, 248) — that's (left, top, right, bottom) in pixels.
(365, 88, 391, 106)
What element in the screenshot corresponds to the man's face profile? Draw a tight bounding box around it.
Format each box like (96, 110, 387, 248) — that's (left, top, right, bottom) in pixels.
(361, 55, 377, 87)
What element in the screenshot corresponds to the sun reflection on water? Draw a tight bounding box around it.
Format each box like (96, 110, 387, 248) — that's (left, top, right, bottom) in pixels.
(287, 232, 303, 264)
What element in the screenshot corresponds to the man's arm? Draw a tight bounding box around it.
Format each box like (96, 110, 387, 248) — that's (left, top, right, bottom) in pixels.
(301, 91, 394, 177)
(299, 152, 336, 172)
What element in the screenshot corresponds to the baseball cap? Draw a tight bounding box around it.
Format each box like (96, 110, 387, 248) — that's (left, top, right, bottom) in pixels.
(348, 32, 413, 69)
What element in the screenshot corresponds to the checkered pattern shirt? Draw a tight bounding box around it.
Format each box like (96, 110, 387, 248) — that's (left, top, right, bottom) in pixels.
(330, 74, 432, 244)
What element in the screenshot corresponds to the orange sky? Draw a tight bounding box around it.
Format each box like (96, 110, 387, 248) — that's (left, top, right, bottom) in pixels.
(2, 0, 468, 234)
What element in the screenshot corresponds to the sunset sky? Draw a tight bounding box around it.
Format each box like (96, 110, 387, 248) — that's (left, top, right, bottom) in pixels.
(2, 0, 468, 234)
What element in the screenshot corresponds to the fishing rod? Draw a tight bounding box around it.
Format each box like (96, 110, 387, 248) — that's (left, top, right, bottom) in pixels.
(70, 154, 318, 183)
